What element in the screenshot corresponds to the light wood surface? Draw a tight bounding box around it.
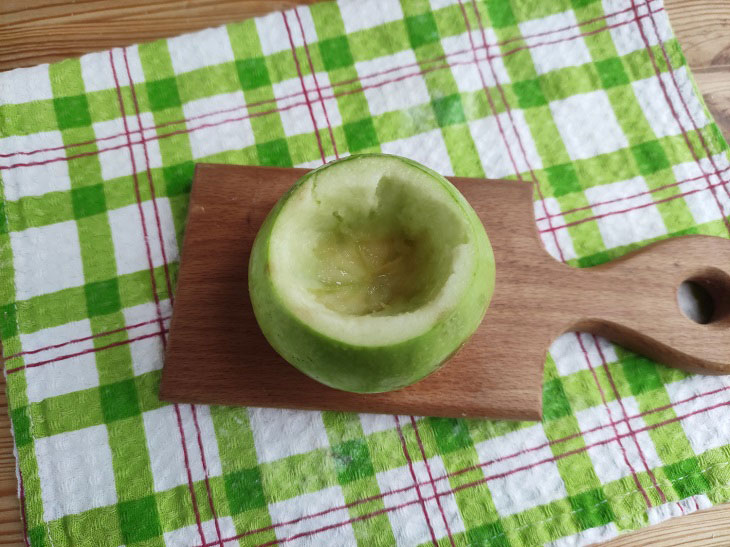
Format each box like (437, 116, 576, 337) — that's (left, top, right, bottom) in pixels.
(161, 164, 730, 419)
(1, 0, 729, 545)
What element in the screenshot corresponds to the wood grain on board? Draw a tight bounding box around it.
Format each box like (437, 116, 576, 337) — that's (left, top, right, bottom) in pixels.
(1, 0, 729, 545)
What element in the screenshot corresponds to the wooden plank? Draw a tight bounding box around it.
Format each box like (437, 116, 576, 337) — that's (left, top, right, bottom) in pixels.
(694, 69, 730, 141)
(600, 504, 730, 547)
(664, 0, 730, 69)
(1, 1, 729, 546)
(664, 0, 730, 140)
(0, 379, 23, 546)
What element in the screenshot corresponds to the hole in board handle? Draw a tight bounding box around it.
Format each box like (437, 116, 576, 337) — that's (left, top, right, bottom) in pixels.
(677, 281, 715, 324)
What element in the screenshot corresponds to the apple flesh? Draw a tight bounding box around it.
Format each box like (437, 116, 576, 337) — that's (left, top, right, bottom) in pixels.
(249, 154, 495, 393)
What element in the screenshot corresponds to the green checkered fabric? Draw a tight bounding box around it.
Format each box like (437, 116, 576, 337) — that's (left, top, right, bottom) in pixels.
(2, 0, 730, 545)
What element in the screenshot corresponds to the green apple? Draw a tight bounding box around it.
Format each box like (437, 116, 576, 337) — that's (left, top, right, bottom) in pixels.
(249, 154, 495, 393)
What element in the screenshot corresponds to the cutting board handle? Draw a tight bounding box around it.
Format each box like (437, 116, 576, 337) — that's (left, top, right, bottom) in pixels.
(557, 235, 730, 374)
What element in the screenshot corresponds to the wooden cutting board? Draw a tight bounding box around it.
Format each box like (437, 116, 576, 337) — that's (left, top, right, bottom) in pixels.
(159, 164, 730, 420)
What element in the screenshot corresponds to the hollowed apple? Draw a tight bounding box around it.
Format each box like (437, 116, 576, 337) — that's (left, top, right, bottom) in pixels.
(249, 154, 495, 393)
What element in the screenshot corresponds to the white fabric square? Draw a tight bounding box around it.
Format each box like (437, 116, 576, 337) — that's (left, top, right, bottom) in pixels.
(340, 0, 404, 33)
(182, 91, 255, 159)
(35, 425, 116, 521)
(376, 458, 465, 544)
(647, 494, 712, 527)
(123, 301, 172, 376)
(168, 26, 235, 74)
(673, 155, 730, 224)
(268, 486, 356, 546)
(430, 0, 460, 9)
(576, 397, 663, 484)
(81, 47, 144, 91)
(547, 523, 619, 547)
(10, 221, 84, 301)
(184, 405, 223, 483)
(535, 198, 577, 261)
(440, 30, 510, 93)
(81, 50, 117, 92)
(381, 129, 454, 175)
(550, 333, 617, 377)
(604, 0, 671, 56)
(0, 64, 53, 105)
(666, 375, 730, 454)
(123, 300, 172, 330)
(360, 414, 397, 436)
(475, 424, 568, 516)
(360, 414, 417, 436)
(108, 197, 178, 276)
(164, 517, 237, 547)
(249, 408, 329, 464)
(273, 73, 342, 137)
(143, 406, 188, 492)
(0, 131, 72, 201)
(355, 49, 418, 87)
(632, 68, 710, 139)
(255, 8, 317, 56)
(356, 51, 431, 116)
(21, 319, 100, 404)
(584, 176, 667, 248)
(143, 405, 222, 492)
(550, 91, 628, 161)
(469, 111, 542, 178)
(94, 112, 162, 181)
(109, 46, 145, 88)
(127, 329, 165, 377)
(520, 10, 592, 75)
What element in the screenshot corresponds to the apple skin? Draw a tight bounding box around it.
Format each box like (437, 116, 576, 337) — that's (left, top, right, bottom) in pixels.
(248, 155, 495, 393)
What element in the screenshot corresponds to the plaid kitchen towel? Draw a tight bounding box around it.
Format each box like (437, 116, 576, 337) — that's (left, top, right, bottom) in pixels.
(2, 0, 730, 545)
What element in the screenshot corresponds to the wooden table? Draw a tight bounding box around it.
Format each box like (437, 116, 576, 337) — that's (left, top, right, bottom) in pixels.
(1, 1, 729, 545)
